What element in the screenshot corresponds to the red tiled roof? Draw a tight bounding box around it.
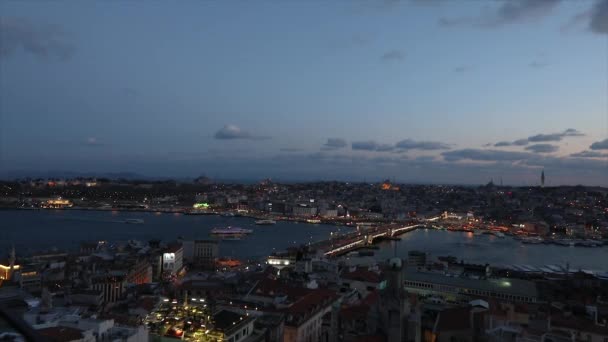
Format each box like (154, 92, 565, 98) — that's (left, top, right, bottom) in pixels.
(252, 278, 311, 300)
(285, 289, 338, 317)
(38, 327, 83, 342)
(362, 291, 379, 306)
(340, 305, 369, 321)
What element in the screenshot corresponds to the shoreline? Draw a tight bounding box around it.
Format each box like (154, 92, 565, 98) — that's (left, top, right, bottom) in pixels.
(3, 207, 605, 249)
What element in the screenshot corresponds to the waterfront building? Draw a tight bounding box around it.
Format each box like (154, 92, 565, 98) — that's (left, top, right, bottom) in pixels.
(126, 259, 153, 285)
(91, 274, 127, 305)
(403, 267, 538, 303)
(192, 240, 219, 269)
(292, 205, 318, 217)
(407, 251, 427, 268)
(161, 244, 183, 276)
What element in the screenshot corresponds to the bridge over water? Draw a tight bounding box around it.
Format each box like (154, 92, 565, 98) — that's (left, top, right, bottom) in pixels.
(314, 223, 422, 257)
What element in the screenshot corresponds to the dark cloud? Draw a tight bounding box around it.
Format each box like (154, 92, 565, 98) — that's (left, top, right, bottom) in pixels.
(83, 137, 104, 147)
(352, 141, 379, 151)
(493, 129, 584, 148)
(590, 138, 608, 150)
(570, 150, 608, 158)
(527, 128, 584, 142)
(525, 144, 559, 153)
(527, 133, 563, 142)
(395, 139, 451, 151)
(322, 138, 347, 150)
(381, 50, 405, 62)
(439, 0, 561, 28)
(0, 17, 75, 60)
(376, 144, 395, 152)
(214, 125, 269, 141)
(563, 128, 585, 136)
(453, 65, 473, 73)
(442, 149, 534, 162)
(529, 61, 549, 68)
(513, 139, 530, 146)
(590, 0, 608, 34)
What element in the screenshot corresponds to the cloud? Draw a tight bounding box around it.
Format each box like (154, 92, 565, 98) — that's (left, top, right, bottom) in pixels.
(214, 125, 269, 140)
(489, 129, 586, 150)
(352, 141, 379, 151)
(529, 61, 549, 68)
(0, 16, 75, 60)
(83, 137, 104, 147)
(590, 138, 608, 150)
(322, 138, 347, 150)
(395, 139, 451, 151)
(527, 128, 584, 142)
(590, 0, 608, 34)
(563, 128, 585, 136)
(442, 149, 535, 162)
(453, 65, 473, 73)
(525, 144, 559, 153)
(513, 139, 530, 146)
(570, 150, 608, 158)
(381, 49, 405, 62)
(439, 0, 561, 28)
(377, 144, 395, 152)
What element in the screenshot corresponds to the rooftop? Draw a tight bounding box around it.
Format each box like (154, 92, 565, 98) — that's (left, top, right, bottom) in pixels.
(405, 268, 538, 298)
(37, 326, 84, 342)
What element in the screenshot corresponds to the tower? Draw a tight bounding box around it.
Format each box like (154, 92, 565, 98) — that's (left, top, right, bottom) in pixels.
(541, 170, 545, 188)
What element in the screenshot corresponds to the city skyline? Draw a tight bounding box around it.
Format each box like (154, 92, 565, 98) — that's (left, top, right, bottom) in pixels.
(1, 0, 608, 185)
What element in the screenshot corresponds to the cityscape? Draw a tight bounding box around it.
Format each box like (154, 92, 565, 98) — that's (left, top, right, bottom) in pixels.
(1, 0, 608, 342)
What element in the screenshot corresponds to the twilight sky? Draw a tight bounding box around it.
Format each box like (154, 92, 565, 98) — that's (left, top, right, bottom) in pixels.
(1, 0, 607, 185)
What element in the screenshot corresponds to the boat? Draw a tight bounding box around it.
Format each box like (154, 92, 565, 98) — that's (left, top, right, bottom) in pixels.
(210, 226, 253, 240)
(521, 236, 544, 244)
(255, 219, 276, 225)
(124, 219, 144, 224)
(306, 219, 321, 224)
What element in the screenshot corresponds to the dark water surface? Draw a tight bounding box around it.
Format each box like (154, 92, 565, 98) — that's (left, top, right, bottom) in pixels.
(373, 228, 608, 270)
(0, 210, 349, 259)
(2, 210, 607, 269)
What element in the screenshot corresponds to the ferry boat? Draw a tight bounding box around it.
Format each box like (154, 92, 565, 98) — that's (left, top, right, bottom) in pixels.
(306, 219, 321, 224)
(255, 219, 276, 225)
(124, 219, 144, 224)
(210, 226, 253, 240)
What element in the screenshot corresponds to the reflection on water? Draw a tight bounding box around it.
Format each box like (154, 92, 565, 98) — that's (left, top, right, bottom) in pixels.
(0, 210, 347, 260)
(2, 210, 607, 269)
(374, 229, 608, 270)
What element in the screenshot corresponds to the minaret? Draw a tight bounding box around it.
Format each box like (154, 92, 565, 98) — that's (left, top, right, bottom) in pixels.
(541, 170, 545, 188)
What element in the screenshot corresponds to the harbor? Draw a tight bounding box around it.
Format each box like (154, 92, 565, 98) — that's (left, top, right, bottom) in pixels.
(2, 210, 607, 271)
